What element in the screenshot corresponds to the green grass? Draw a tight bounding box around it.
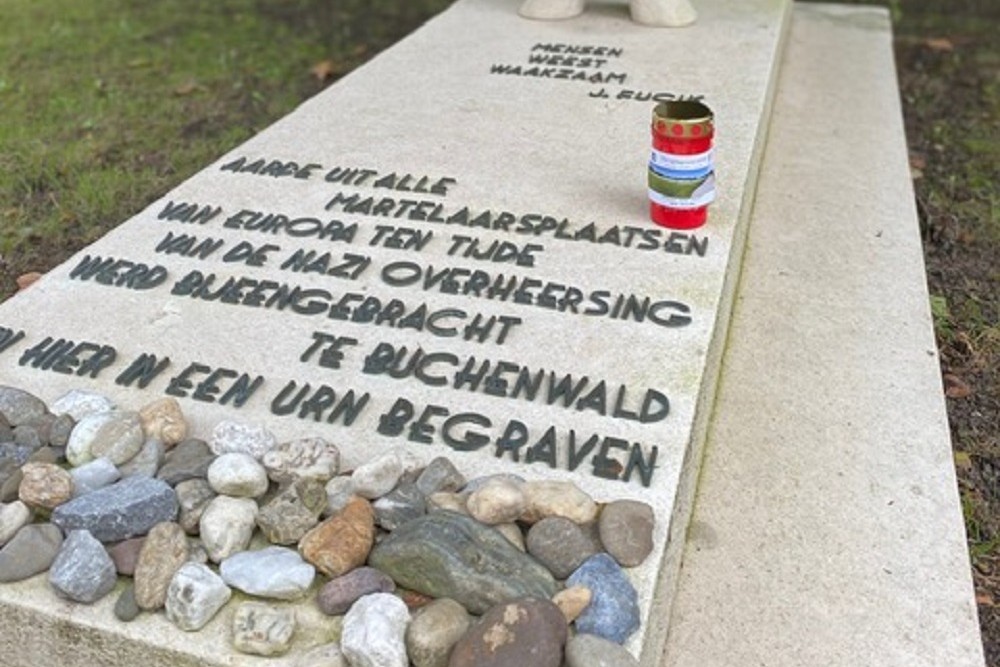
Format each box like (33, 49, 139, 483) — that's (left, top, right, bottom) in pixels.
(0, 0, 450, 273)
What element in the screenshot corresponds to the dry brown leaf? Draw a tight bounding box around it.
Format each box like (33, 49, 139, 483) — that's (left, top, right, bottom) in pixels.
(977, 591, 995, 607)
(310, 60, 337, 82)
(16, 272, 43, 291)
(924, 37, 955, 52)
(943, 373, 973, 399)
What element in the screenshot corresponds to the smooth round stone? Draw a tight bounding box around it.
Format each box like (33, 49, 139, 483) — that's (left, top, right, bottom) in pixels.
(448, 597, 567, 667)
(200, 495, 258, 562)
(466, 478, 526, 525)
(0, 468, 22, 503)
(298, 496, 374, 578)
(134, 521, 189, 610)
(462, 473, 525, 494)
(415, 457, 466, 496)
(351, 453, 403, 499)
(341, 593, 410, 667)
(426, 492, 467, 515)
(553, 585, 592, 622)
(0, 500, 32, 546)
(165, 562, 232, 631)
(232, 602, 296, 657)
(262, 437, 340, 485)
(0, 443, 32, 468)
(493, 522, 526, 552)
(50, 389, 115, 421)
(521, 480, 598, 524)
(323, 476, 354, 516)
(373, 481, 426, 531)
(0, 523, 63, 582)
(106, 536, 145, 575)
(175, 478, 216, 535)
(316, 566, 395, 616)
(18, 461, 74, 509)
(564, 632, 641, 667)
(119, 438, 165, 478)
(566, 554, 640, 644)
(0, 386, 48, 426)
(598, 499, 655, 567)
(68, 410, 144, 467)
(526, 517, 601, 578)
(114, 582, 141, 622)
(295, 642, 348, 667)
(49, 529, 117, 603)
(221, 546, 315, 600)
(156, 438, 214, 485)
(138, 398, 188, 448)
(256, 478, 326, 545)
(207, 452, 269, 498)
(209, 420, 276, 461)
(70, 457, 121, 497)
(369, 511, 556, 615)
(406, 598, 471, 667)
(51, 476, 179, 543)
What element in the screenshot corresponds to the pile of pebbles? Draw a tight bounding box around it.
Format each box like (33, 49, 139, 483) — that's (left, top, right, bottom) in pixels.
(0, 385, 656, 667)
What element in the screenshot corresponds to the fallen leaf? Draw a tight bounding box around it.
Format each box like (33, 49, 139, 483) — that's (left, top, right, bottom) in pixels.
(924, 37, 954, 52)
(310, 59, 338, 82)
(977, 591, 995, 607)
(954, 451, 973, 471)
(943, 373, 972, 399)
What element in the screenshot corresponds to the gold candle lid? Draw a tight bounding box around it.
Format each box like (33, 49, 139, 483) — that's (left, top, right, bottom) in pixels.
(652, 100, 714, 139)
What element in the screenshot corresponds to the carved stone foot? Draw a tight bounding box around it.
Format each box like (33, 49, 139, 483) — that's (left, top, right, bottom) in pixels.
(518, 0, 586, 21)
(630, 0, 697, 27)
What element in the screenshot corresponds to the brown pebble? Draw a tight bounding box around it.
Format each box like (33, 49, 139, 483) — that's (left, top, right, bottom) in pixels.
(398, 588, 436, 610)
(106, 537, 146, 576)
(298, 496, 374, 578)
(552, 585, 592, 623)
(16, 272, 43, 291)
(18, 462, 73, 510)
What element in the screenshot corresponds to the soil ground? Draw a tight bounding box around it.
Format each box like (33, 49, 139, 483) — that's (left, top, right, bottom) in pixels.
(0, 0, 997, 662)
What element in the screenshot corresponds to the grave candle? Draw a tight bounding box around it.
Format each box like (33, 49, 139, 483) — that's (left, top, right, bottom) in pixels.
(648, 100, 716, 230)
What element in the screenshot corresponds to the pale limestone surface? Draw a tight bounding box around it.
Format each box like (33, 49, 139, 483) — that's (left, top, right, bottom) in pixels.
(662, 5, 985, 667)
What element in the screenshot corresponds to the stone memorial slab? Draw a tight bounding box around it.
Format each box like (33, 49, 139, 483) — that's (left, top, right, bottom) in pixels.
(0, 0, 790, 664)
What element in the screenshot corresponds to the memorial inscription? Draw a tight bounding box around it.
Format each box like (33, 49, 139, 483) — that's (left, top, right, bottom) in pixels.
(0, 1, 792, 664)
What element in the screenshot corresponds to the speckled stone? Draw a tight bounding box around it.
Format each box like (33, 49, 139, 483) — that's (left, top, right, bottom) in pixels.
(50, 389, 115, 421)
(448, 597, 567, 667)
(369, 511, 557, 615)
(67, 410, 144, 467)
(138, 397, 188, 448)
(0, 386, 48, 426)
(351, 453, 403, 499)
(374, 481, 426, 531)
(598, 499, 655, 568)
(262, 437, 339, 485)
(220, 546, 316, 600)
(564, 632, 641, 667)
(209, 420, 276, 460)
(134, 521, 189, 610)
(232, 602, 296, 657)
(341, 593, 410, 667)
(553, 585, 592, 623)
(118, 438, 165, 478)
(165, 562, 232, 631)
(256, 478, 326, 545)
(415, 457, 467, 496)
(0, 500, 31, 546)
(49, 529, 117, 603)
(156, 438, 214, 485)
(18, 461, 74, 510)
(406, 598, 471, 667)
(175, 478, 216, 535)
(199, 495, 259, 563)
(106, 536, 145, 575)
(316, 566, 396, 615)
(566, 554, 640, 644)
(207, 452, 269, 498)
(298, 496, 374, 578)
(466, 478, 526, 525)
(526, 517, 602, 579)
(0, 523, 63, 582)
(520, 480, 598, 524)
(70, 457, 121, 497)
(51, 475, 179, 542)
(323, 476, 355, 516)
(114, 582, 142, 622)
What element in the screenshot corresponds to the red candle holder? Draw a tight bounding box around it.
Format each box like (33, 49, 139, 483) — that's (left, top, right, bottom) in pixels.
(648, 100, 715, 230)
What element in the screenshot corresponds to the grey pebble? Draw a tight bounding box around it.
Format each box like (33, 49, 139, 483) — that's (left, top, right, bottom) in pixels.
(114, 582, 141, 622)
(0, 523, 63, 582)
(49, 530, 117, 603)
(156, 438, 214, 486)
(564, 633, 641, 667)
(52, 476, 179, 543)
(415, 457, 466, 496)
(373, 481, 426, 531)
(526, 516, 602, 579)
